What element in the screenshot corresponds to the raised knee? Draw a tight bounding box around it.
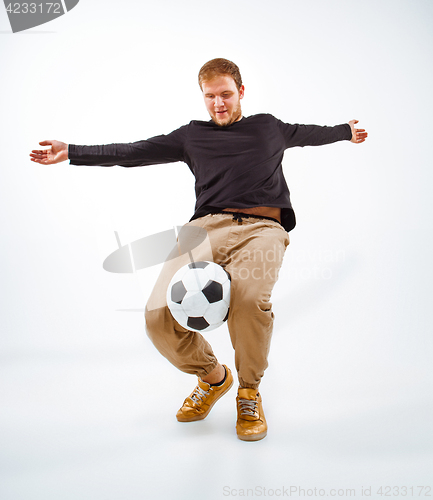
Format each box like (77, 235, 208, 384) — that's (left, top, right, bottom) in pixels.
(144, 305, 165, 338)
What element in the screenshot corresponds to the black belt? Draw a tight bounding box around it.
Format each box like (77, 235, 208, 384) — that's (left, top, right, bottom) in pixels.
(210, 209, 281, 226)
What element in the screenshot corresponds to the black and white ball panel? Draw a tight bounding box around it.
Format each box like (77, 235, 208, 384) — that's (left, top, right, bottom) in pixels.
(170, 281, 187, 304)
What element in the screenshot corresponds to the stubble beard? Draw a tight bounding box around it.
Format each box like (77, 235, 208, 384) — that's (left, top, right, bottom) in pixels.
(212, 100, 242, 127)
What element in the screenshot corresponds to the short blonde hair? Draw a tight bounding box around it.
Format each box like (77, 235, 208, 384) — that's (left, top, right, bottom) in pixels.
(198, 58, 243, 90)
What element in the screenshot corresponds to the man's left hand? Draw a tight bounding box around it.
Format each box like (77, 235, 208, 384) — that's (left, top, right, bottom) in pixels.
(348, 119, 368, 143)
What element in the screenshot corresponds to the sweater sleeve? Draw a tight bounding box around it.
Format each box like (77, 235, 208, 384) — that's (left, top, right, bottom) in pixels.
(68, 124, 188, 167)
(276, 119, 352, 148)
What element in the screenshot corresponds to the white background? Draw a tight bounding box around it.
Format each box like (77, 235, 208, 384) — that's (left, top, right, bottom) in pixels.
(1, 1, 432, 499)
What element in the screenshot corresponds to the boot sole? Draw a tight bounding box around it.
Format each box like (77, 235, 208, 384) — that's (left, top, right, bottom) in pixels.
(237, 430, 267, 441)
(176, 377, 234, 422)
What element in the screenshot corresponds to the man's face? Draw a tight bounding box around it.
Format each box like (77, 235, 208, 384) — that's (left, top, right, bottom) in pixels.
(202, 75, 245, 127)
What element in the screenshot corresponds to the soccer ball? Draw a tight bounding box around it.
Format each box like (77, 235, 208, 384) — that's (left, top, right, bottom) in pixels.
(166, 261, 231, 333)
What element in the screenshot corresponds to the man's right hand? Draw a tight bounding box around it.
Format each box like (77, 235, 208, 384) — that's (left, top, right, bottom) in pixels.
(30, 140, 69, 165)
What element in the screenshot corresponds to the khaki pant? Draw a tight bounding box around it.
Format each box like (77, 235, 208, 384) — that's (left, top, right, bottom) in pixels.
(145, 212, 290, 389)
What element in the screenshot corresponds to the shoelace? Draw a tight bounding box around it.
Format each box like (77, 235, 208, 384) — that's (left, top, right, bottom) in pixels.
(190, 385, 210, 404)
(238, 398, 258, 417)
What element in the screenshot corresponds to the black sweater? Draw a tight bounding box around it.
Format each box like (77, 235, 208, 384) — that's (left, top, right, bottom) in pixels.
(68, 114, 352, 232)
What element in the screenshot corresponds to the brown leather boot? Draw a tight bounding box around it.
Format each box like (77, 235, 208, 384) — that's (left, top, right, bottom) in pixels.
(236, 388, 267, 441)
(176, 365, 233, 422)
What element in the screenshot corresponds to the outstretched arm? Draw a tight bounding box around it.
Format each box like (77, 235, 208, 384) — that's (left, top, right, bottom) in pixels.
(30, 140, 69, 165)
(30, 125, 188, 168)
(348, 119, 368, 144)
(278, 118, 365, 148)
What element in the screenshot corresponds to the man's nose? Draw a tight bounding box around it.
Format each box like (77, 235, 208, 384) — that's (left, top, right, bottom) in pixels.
(214, 96, 224, 108)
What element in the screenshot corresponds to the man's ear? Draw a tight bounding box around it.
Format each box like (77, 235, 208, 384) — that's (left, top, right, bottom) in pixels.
(239, 85, 245, 99)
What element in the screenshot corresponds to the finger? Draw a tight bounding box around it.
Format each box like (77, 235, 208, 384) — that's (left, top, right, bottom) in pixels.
(30, 152, 48, 158)
(39, 140, 53, 146)
(31, 149, 49, 155)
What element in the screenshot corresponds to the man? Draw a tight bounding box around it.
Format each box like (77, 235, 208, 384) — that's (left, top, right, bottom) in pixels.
(30, 58, 367, 441)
